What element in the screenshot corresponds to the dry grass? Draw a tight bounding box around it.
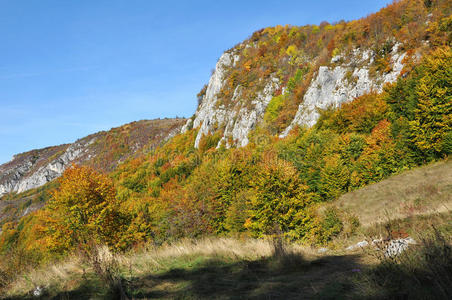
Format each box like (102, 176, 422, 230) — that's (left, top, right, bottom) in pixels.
(2, 237, 315, 299)
(354, 226, 452, 299)
(115, 237, 317, 280)
(336, 159, 452, 226)
(4, 256, 85, 297)
(3, 227, 450, 299)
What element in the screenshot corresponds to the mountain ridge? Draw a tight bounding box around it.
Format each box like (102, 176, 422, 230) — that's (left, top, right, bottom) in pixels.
(0, 118, 186, 197)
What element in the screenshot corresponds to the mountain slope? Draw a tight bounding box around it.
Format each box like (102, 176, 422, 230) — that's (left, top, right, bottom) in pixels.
(183, 0, 451, 148)
(3, 160, 451, 299)
(0, 118, 185, 197)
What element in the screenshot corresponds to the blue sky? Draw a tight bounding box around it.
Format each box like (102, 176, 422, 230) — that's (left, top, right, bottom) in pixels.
(0, 0, 392, 164)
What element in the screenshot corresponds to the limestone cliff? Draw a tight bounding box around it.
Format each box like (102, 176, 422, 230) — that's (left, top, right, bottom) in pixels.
(182, 50, 280, 148)
(182, 0, 438, 148)
(281, 43, 409, 136)
(186, 40, 412, 145)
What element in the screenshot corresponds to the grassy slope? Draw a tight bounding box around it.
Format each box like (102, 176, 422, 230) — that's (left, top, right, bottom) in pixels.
(336, 158, 452, 226)
(2, 160, 451, 299)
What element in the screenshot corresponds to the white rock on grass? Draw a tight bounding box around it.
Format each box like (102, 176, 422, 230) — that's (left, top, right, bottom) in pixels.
(384, 237, 417, 258)
(346, 237, 416, 258)
(346, 240, 369, 251)
(33, 286, 43, 297)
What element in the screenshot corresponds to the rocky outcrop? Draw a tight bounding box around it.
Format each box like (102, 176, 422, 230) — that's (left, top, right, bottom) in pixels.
(187, 43, 408, 145)
(0, 138, 97, 196)
(184, 51, 279, 148)
(15, 138, 96, 193)
(345, 237, 417, 257)
(188, 52, 236, 147)
(281, 44, 406, 137)
(0, 145, 69, 196)
(217, 77, 279, 148)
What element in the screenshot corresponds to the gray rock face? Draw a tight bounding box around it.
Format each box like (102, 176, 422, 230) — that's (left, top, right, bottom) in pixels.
(16, 139, 94, 193)
(188, 43, 409, 147)
(190, 52, 235, 148)
(0, 160, 32, 195)
(0, 138, 95, 197)
(186, 51, 279, 148)
(218, 78, 279, 148)
(280, 44, 406, 137)
(0, 146, 65, 197)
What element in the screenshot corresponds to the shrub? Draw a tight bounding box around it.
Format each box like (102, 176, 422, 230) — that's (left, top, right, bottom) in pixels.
(81, 245, 128, 300)
(306, 207, 344, 245)
(442, 131, 452, 154)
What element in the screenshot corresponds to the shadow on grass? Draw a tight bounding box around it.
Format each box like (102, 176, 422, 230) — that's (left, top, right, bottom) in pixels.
(5, 253, 363, 299)
(125, 253, 361, 300)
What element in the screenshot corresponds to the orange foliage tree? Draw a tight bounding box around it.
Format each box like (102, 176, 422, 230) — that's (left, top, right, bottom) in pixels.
(43, 165, 127, 254)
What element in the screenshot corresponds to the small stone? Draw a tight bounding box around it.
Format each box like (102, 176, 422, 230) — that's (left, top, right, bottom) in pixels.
(33, 286, 43, 297)
(372, 238, 383, 245)
(356, 240, 369, 248)
(346, 240, 369, 251)
(318, 247, 328, 254)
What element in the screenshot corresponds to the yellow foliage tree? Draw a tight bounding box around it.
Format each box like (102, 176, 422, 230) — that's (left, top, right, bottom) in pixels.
(245, 154, 315, 239)
(44, 165, 126, 254)
(409, 47, 452, 158)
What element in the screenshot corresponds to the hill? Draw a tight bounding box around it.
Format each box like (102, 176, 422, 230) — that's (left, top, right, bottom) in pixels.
(336, 159, 452, 226)
(0, 118, 185, 226)
(0, 118, 185, 197)
(0, 0, 450, 298)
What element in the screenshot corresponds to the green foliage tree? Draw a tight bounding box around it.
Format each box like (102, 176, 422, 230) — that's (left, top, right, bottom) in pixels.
(245, 155, 314, 239)
(409, 47, 452, 159)
(319, 155, 350, 201)
(264, 95, 286, 123)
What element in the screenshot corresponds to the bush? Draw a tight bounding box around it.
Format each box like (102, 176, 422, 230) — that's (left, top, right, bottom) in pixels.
(81, 245, 128, 300)
(306, 207, 344, 245)
(442, 131, 452, 154)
